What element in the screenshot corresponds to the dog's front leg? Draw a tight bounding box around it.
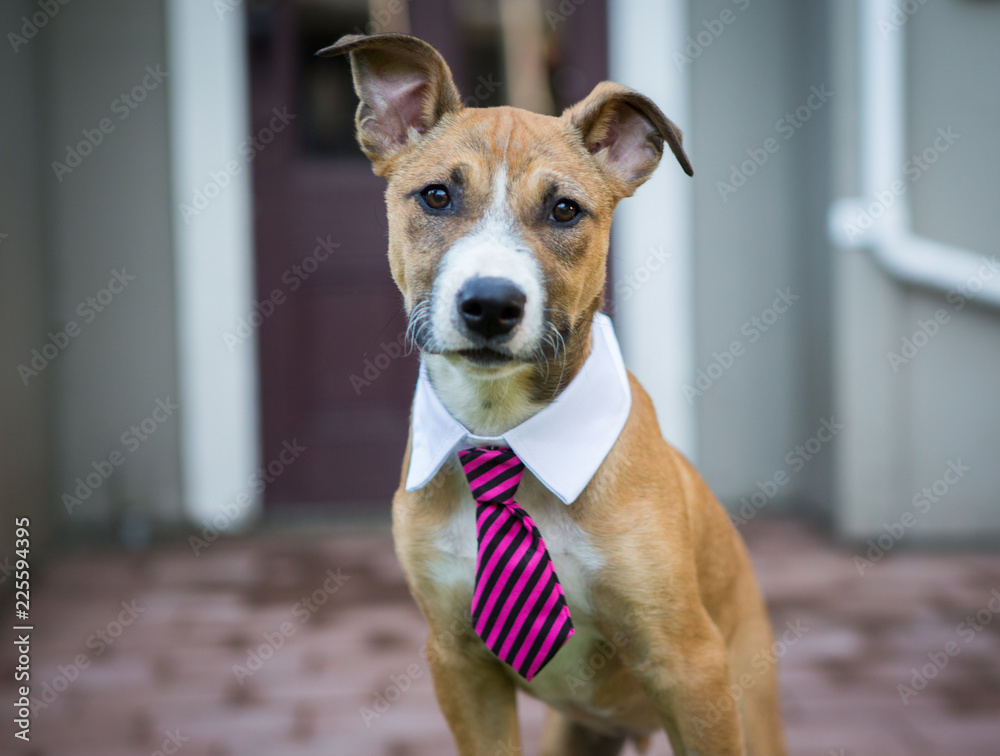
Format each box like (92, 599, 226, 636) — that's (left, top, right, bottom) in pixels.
(612, 604, 746, 756)
(424, 619, 521, 756)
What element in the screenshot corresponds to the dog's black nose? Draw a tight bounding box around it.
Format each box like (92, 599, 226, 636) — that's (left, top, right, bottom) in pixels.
(457, 277, 526, 339)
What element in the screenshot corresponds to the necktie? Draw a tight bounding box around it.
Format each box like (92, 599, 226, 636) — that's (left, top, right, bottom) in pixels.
(457, 447, 574, 681)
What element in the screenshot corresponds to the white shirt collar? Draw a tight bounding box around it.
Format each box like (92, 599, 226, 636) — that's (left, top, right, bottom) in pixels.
(405, 313, 632, 505)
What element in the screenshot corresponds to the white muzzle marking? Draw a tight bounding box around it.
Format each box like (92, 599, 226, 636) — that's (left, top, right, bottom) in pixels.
(429, 167, 545, 356)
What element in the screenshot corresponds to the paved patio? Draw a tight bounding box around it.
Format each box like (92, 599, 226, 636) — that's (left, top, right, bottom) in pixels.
(3, 516, 999, 755)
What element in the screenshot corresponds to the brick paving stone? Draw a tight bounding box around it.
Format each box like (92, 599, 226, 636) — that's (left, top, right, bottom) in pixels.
(2, 516, 998, 755)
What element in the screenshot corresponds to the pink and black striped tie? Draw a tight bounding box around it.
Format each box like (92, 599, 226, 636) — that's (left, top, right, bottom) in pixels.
(458, 447, 574, 680)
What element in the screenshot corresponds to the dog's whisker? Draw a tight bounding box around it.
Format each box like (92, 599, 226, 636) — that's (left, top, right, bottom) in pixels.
(404, 300, 434, 356)
(550, 322, 568, 398)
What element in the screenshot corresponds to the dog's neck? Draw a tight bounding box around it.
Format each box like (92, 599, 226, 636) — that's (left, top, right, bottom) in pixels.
(424, 321, 594, 437)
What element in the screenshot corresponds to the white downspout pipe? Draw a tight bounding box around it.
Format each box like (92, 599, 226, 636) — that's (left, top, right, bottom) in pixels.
(166, 0, 261, 529)
(827, 0, 1000, 306)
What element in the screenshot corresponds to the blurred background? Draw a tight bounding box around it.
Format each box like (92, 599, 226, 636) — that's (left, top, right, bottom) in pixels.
(1, 0, 998, 754)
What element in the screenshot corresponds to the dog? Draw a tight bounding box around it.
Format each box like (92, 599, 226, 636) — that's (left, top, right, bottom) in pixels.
(321, 33, 786, 756)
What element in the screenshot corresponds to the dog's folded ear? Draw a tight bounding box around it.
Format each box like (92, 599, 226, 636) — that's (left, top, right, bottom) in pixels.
(317, 33, 462, 172)
(563, 82, 693, 197)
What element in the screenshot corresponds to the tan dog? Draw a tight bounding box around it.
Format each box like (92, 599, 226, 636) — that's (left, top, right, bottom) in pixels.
(321, 33, 786, 756)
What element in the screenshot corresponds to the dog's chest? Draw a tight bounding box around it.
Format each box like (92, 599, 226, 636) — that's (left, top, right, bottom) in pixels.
(430, 473, 602, 609)
(429, 475, 622, 697)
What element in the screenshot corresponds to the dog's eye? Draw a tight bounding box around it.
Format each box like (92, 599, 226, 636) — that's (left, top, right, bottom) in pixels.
(420, 185, 451, 211)
(550, 199, 581, 224)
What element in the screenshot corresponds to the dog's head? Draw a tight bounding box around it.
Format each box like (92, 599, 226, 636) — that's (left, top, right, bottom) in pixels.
(320, 33, 691, 382)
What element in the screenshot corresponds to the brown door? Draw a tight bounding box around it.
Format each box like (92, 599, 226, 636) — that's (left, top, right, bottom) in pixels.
(249, 0, 608, 511)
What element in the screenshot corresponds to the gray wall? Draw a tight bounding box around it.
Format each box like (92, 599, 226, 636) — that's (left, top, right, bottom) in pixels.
(39, 0, 183, 534)
(688, 0, 835, 518)
(685, 0, 999, 540)
(833, 0, 1000, 540)
(0, 0, 54, 557)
